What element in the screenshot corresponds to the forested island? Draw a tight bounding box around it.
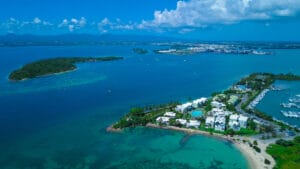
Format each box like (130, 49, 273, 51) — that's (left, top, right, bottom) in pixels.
(9, 56, 123, 81)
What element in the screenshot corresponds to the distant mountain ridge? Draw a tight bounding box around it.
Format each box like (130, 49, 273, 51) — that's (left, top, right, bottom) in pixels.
(0, 33, 176, 47)
(0, 34, 300, 47)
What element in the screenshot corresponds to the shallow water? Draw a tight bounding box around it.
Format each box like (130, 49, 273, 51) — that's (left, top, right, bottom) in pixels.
(1, 44, 300, 168)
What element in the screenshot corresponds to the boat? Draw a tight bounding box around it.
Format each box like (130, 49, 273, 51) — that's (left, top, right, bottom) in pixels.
(280, 102, 300, 108)
(281, 110, 300, 118)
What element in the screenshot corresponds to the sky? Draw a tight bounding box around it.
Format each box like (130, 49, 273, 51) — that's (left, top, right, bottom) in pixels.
(0, 0, 300, 41)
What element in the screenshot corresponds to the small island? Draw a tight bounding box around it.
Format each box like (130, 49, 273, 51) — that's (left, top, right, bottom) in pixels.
(109, 73, 300, 169)
(9, 56, 123, 81)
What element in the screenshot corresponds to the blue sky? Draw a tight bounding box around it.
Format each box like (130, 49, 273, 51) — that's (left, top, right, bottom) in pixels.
(0, 0, 300, 41)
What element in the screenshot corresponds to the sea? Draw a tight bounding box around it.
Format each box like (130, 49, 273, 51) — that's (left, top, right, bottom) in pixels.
(0, 43, 300, 169)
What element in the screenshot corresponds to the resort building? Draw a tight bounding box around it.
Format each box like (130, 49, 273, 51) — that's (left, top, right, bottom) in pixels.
(205, 116, 215, 128)
(186, 120, 201, 128)
(176, 119, 187, 125)
(164, 112, 176, 118)
(228, 95, 239, 105)
(211, 101, 225, 109)
(229, 114, 240, 131)
(228, 114, 249, 130)
(233, 85, 251, 92)
(238, 115, 249, 128)
(192, 97, 207, 108)
(213, 94, 226, 102)
(214, 115, 226, 131)
(156, 117, 170, 124)
(175, 102, 193, 113)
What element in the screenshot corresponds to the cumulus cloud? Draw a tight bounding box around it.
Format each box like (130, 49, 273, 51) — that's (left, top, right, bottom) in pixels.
(142, 0, 300, 28)
(33, 17, 41, 24)
(97, 18, 136, 33)
(58, 17, 87, 32)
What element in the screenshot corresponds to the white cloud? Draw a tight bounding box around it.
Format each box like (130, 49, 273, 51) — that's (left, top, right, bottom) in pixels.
(71, 18, 78, 23)
(33, 17, 41, 24)
(79, 17, 87, 27)
(68, 25, 75, 32)
(58, 17, 87, 32)
(142, 0, 300, 28)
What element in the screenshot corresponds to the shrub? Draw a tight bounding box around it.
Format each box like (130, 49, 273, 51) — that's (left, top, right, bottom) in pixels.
(264, 159, 271, 165)
(253, 140, 258, 146)
(253, 145, 261, 153)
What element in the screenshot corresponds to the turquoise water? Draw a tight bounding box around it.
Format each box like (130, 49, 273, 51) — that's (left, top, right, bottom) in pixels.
(1, 44, 300, 168)
(190, 110, 203, 118)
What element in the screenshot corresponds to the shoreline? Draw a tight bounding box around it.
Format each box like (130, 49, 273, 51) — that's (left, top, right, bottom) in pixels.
(9, 68, 77, 82)
(108, 124, 276, 169)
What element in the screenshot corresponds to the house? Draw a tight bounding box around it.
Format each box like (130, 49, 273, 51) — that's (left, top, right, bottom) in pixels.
(156, 116, 170, 124)
(234, 85, 251, 92)
(209, 108, 232, 117)
(213, 94, 227, 102)
(164, 112, 176, 118)
(229, 114, 240, 131)
(238, 115, 248, 128)
(214, 115, 226, 131)
(205, 116, 215, 128)
(192, 97, 207, 108)
(176, 119, 187, 125)
(228, 95, 239, 105)
(175, 102, 193, 113)
(186, 120, 200, 128)
(211, 101, 225, 109)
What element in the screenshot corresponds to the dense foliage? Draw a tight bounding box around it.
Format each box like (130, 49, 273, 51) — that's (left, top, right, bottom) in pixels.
(267, 136, 300, 169)
(9, 56, 123, 81)
(113, 102, 178, 129)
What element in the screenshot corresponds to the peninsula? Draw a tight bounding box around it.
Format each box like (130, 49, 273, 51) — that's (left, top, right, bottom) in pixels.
(109, 73, 300, 169)
(9, 56, 123, 81)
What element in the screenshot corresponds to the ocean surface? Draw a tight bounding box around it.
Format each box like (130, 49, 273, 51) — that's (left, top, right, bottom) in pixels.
(0, 43, 300, 169)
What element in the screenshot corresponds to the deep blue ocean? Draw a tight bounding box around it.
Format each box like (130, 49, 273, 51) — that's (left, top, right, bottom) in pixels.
(0, 44, 300, 169)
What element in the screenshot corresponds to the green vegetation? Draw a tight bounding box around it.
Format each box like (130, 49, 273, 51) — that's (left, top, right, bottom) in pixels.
(9, 56, 123, 81)
(266, 136, 300, 169)
(113, 102, 178, 129)
(264, 159, 271, 165)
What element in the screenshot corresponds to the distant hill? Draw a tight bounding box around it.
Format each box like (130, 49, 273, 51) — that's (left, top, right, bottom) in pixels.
(0, 34, 177, 47)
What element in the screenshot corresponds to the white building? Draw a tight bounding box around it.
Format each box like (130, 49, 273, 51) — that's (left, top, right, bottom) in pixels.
(186, 120, 201, 128)
(211, 108, 232, 117)
(205, 116, 215, 128)
(214, 115, 226, 131)
(228, 114, 249, 131)
(229, 114, 240, 131)
(164, 112, 176, 118)
(175, 102, 193, 113)
(238, 115, 249, 128)
(192, 97, 207, 108)
(156, 116, 170, 124)
(176, 119, 187, 125)
(211, 101, 225, 109)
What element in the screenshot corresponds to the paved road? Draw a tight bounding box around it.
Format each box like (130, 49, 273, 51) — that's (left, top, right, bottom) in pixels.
(235, 94, 280, 129)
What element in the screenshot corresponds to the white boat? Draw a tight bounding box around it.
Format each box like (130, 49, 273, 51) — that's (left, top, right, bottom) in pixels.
(280, 102, 299, 108)
(281, 110, 300, 118)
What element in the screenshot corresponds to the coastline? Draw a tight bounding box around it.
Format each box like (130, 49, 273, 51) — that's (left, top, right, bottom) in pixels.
(9, 68, 77, 82)
(109, 124, 275, 169)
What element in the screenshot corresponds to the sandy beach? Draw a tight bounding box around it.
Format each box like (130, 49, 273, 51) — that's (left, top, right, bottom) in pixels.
(145, 123, 276, 169)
